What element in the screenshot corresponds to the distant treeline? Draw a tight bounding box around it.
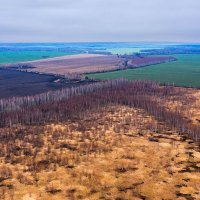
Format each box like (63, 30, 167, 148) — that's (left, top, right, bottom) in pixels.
(142, 47, 200, 55)
(0, 79, 199, 143)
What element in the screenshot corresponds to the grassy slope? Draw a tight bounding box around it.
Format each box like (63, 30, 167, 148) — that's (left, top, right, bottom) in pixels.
(0, 51, 74, 64)
(88, 54, 200, 88)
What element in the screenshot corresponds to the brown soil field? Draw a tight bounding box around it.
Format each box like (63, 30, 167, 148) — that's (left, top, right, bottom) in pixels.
(19, 54, 124, 75)
(3, 54, 176, 77)
(0, 102, 200, 200)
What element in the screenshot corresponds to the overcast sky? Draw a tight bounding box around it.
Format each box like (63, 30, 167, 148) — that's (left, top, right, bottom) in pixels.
(0, 0, 200, 42)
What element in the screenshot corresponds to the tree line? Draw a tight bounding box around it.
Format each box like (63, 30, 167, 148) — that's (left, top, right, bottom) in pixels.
(0, 79, 199, 144)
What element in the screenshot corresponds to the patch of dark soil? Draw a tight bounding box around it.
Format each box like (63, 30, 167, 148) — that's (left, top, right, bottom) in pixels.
(176, 192, 194, 200)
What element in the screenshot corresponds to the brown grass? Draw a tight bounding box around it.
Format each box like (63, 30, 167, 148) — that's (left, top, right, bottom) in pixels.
(159, 87, 200, 124)
(0, 105, 200, 200)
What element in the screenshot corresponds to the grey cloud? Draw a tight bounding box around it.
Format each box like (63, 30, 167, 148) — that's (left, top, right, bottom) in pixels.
(0, 0, 200, 42)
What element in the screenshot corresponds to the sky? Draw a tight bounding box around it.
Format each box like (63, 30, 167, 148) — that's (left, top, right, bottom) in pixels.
(0, 0, 200, 43)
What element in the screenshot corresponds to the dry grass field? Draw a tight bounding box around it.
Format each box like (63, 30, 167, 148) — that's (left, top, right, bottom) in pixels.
(0, 102, 200, 200)
(160, 87, 200, 124)
(19, 54, 124, 75)
(0, 80, 200, 200)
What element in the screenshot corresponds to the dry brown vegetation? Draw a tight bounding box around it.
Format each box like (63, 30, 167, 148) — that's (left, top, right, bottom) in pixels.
(161, 87, 200, 124)
(0, 106, 200, 200)
(0, 80, 200, 200)
(1, 80, 199, 143)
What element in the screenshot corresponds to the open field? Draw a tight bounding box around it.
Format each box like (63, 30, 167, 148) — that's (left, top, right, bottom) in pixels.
(0, 68, 98, 99)
(0, 51, 73, 64)
(16, 54, 123, 75)
(0, 103, 200, 199)
(4, 54, 176, 77)
(0, 69, 74, 98)
(1, 43, 200, 65)
(88, 54, 200, 88)
(1, 106, 200, 200)
(104, 47, 154, 54)
(0, 53, 177, 99)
